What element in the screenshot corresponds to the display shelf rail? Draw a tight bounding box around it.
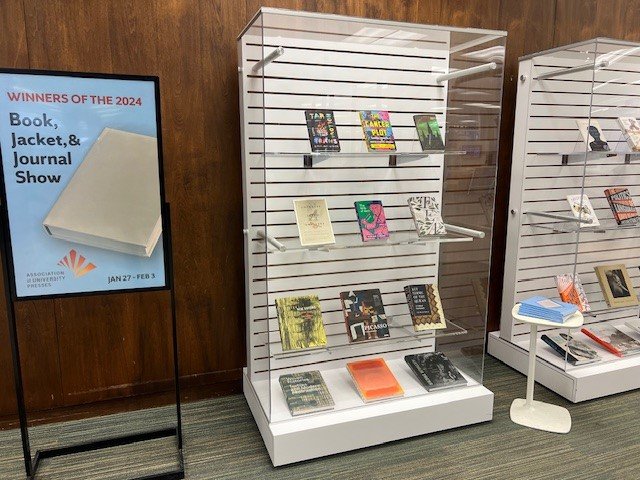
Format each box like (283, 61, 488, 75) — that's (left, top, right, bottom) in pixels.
(524, 212, 640, 234)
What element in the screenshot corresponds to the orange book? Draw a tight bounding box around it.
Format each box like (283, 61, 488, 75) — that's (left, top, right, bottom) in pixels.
(346, 358, 404, 402)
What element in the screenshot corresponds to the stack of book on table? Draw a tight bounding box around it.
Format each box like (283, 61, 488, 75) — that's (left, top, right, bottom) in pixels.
(518, 296, 578, 323)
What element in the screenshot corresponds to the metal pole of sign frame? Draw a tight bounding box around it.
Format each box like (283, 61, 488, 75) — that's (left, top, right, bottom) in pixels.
(1, 203, 184, 480)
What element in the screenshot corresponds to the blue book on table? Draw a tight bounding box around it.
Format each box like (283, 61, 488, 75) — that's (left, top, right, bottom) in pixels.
(518, 296, 578, 323)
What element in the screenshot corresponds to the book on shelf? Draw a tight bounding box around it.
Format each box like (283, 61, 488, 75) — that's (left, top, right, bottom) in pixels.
(581, 324, 640, 357)
(359, 110, 396, 152)
(405, 352, 467, 391)
(43, 128, 162, 257)
(293, 198, 336, 246)
(275, 295, 328, 352)
(604, 188, 639, 226)
(354, 200, 389, 242)
(617, 117, 640, 152)
(414, 114, 444, 150)
(566, 194, 600, 227)
(594, 264, 639, 308)
(279, 370, 335, 416)
(304, 110, 340, 152)
(576, 119, 610, 152)
(518, 296, 578, 323)
(626, 319, 640, 335)
(346, 357, 404, 402)
(555, 273, 591, 313)
(340, 289, 390, 342)
(407, 196, 446, 237)
(404, 284, 447, 331)
(541, 333, 600, 366)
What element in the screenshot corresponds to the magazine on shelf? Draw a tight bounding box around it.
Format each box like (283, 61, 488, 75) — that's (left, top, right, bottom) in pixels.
(604, 188, 639, 226)
(594, 264, 639, 308)
(346, 358, 404, 402)
(275, 295, 327, 352)
(405, 352, 467, 391)
(293, 198, 336, 246)
(340, 289, 390, 342)
(404, 284, 447, 331)
(304, 110, 340, 152)
(354, 200, 389, 242)
(279, 371, 335, 416)
(581, 324, 640, 357)
(407, 196, 446, 237)
(576, 119, 610, 152)
(566, 194, 600, 227)
(541, 333, 600, 366)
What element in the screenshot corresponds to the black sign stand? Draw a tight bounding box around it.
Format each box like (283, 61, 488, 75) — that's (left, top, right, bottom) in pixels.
(1, 203, 184, 480)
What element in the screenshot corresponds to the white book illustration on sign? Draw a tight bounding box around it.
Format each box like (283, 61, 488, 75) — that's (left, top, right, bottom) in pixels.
(617, 117, 640, 152)
(408, 196, 446, 237)
(43, 128, 162, 257)
(567, 194, 600, 227)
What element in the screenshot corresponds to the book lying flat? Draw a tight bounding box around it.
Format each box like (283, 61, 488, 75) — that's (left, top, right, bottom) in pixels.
(405, 352, 467, 391)
(541, 333, 600, 366)
(518, 296, 578, 323)
(279, 371, 335, 416)
(42, 128, 162, 257)
(581, 324, 640, 357)
(347, 358, 404, 402)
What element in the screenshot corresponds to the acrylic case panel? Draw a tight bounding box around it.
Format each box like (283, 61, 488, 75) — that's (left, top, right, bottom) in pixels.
(492, 38, 640, 401)
(239, 8, 505, 464)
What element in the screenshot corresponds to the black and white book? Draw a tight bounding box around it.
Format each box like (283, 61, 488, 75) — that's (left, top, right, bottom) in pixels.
(541, 333, 600, 366)
(278, 371, 335, 416)
(404, 352, 467, 391)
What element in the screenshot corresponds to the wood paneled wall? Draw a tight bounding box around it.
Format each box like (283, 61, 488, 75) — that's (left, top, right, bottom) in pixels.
(1, 0, 639, 421)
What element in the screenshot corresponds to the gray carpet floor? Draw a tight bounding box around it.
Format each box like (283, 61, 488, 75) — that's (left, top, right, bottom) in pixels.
(0, 356, 638, 480)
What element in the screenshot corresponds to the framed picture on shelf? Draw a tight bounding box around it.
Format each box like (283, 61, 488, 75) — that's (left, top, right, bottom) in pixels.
(594, 264, 639, 308)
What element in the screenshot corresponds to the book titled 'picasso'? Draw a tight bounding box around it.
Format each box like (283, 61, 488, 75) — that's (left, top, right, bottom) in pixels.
(359, 110, 396, 151)
(354, 200, 389, 241)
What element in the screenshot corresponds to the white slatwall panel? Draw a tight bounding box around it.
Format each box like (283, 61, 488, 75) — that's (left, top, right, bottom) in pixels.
(241, 29, 451, 379)
(503, 46, 640, 343)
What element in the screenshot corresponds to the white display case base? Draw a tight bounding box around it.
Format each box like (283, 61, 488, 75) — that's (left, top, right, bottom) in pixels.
(488, 331, 640, 403)
(510, 399, 571, 434)
(243, 368, 494, 466)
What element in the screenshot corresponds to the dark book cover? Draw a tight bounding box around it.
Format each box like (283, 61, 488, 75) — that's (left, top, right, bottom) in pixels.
(405, 352, 467, 391)
(414, 114, 444, 150)
(279, 371, 335, 416)
(541, 333, 600, 366)
(404, 284, 446, 331)
(359, 110, 396, 152)
(340, 289, 390, 342)
(354, 200, 389, 242)
(604, 188, 639, 225)
(304, 110, 340, 152)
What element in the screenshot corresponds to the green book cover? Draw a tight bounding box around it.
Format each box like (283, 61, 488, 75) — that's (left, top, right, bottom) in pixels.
(275, 295, 327, 351)
(279, 371, 335, 416)
(414, 114, 444, 150)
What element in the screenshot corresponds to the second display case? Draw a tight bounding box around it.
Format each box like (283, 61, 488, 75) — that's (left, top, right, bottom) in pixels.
(239, 8, 505, 465)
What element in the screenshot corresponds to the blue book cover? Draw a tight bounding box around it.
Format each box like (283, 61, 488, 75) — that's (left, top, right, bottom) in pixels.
(519, 296, 578, 322)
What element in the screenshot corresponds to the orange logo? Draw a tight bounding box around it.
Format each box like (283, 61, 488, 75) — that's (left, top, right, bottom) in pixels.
(58, 249, 96, 278)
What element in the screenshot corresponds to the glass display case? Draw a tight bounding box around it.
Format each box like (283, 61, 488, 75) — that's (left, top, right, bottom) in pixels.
(490, 38, 640, 402)
(239, 8, 506, 465)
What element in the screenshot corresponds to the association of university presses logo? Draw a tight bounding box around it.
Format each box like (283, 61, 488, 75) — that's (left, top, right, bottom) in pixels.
(58, 249, 97, 278)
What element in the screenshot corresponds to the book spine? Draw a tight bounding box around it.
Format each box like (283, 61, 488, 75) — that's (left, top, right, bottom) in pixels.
(580, 328, 622, 357)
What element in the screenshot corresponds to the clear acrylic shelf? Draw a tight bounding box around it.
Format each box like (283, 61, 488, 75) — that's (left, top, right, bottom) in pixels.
(535, 151, 640, 165)
(524, 212, 640, 234)
(253, 226, 486, 254)
(583, 304, 640, 319)
(260, 150, 466, 167)
(272, 317, 467, 361)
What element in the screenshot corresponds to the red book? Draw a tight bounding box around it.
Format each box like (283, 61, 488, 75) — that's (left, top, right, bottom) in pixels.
(581, 325, 640, 357)
(346, 358, 404, 402)
(604, 188, 639, 225)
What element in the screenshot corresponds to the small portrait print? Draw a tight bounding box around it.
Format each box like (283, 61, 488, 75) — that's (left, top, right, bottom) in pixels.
(606, 269, 630, 299)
